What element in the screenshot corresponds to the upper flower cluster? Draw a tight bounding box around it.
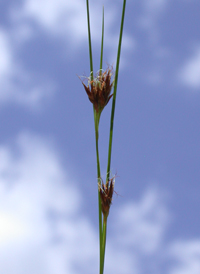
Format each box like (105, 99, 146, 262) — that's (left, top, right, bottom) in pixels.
(81, 68, 114, 113)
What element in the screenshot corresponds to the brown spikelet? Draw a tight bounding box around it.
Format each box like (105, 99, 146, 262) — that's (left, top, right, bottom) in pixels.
(98, 176, 115, 219)
(80, 67, 114, 113)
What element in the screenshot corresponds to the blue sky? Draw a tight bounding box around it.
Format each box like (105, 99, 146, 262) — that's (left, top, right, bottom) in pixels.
(0, 0, 200, 273)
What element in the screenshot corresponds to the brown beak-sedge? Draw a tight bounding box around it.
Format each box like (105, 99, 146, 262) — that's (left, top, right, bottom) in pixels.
(79, 67, 114, 113)
(98, 176, 115, 219)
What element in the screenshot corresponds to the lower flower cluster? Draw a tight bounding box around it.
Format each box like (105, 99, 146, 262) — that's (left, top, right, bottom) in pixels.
(98, 176, 115, 219)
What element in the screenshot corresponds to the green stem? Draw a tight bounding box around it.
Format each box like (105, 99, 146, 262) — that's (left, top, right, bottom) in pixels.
(86, 0, 103, 269)
(100, 216, 107, 274)
(94, 112, 101, 180)
(99, 6, 104, 75)
(106, 0, 127, 183)
(94, 111, 103, 273)
(85, 1, 127, 274)
(98, 7, 105, 274)
(86, 0, 93, 80)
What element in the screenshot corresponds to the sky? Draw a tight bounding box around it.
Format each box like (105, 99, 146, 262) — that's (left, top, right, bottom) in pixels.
(0, 0, 200, 273)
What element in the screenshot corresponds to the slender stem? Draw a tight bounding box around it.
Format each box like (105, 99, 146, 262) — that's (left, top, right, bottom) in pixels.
(86, 0, 93, 80)
(86, 0, 103, 269)
(100, 216, 107, 274)
(94, 112, 101, 179)
(99, 6, 104, 75)
(85, 2, 127, 274)
(106, 0, 127, 182)
(94, 111, 103, 274)
(98, 7, 105, 274)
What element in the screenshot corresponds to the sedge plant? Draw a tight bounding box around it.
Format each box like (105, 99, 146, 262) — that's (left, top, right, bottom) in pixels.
(80, 0, 126, 273)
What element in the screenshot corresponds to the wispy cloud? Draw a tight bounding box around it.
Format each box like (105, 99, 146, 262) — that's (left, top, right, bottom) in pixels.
(114, 187, 170, 253)
(0, 131, 199, 273)
(178, 46, 200, 89)
(11, 0, 88, 42)
(0, 0, 134, 108)
(0, 131, 97, 274)
(168, 240, 200, 274)
(137, 0, 168, 43)
(10, 0, 134, 56)
(0, 28, 55, 108)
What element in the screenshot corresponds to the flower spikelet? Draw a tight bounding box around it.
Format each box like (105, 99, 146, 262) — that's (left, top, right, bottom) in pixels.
(98, 176, 115, 219)
(80, 67, 114, 113)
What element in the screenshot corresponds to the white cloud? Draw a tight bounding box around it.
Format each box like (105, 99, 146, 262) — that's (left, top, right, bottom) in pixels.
(1, 131, 200, 273)
(112, 187, 170, 254)
(0, 29, 13, 77)
(0, 131, 170, 274)
(178, 46, 200, 88)
(0, 132, 97, 274)
(168, 240, 200, 274)
(143, 0, 167, 14)
(138, 0, 168, 42)
(10, 0, 134, 53)
(0, 28, 55, 108)
(0, 0, 134, 109)
(12, 0, 87, 42)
